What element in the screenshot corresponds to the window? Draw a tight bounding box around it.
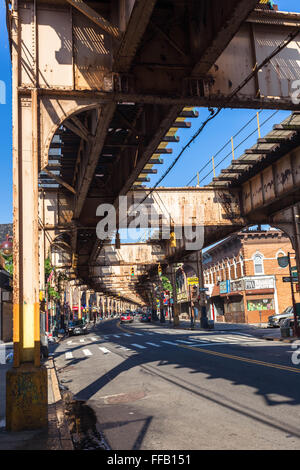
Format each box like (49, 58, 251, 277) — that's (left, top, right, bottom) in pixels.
(247, 298, 274, 311)
(253, 253, 264, 275)
(233, 258, 237, 279)
(239, 254, 244, 277)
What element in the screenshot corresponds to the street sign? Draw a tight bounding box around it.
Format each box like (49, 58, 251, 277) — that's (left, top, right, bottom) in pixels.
(282, 276, 299, 283)
(277, 256, 289, 268)
(199, 288, 209, 292)
(187, 277, 199, 285)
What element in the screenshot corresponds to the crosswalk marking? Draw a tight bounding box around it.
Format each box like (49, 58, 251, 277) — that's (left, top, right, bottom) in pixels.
(131, 343, 146, 349)
(65, 352, 73, 359)
(122, 333, 132, 337)
(162, 340, 179, 346)
(176, 340, 195, 344)
(146, 342, 160, 347)
(83, 349, 92, 356)
(99, 347, 110, 354)
(134, 333, 143, 336)
(113, 335, 120, 338)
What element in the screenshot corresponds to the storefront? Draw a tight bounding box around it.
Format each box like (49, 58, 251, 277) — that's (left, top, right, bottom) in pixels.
(211, 276, 276, 324)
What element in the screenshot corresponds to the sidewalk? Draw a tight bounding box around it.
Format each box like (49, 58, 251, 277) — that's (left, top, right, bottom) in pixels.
(0, 355, 73, 450)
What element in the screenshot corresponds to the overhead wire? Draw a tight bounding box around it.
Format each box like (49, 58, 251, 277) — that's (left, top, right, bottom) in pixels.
(186, 110, 264, 186)
(198, 109, 279, 185)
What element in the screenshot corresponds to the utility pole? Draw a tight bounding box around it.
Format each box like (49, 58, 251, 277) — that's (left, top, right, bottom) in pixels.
(196, 251, 209, 329)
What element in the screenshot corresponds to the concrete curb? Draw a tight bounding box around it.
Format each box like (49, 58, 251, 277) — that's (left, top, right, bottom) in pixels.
(263, 336, 299, 343)
(47, 358, 74, 450)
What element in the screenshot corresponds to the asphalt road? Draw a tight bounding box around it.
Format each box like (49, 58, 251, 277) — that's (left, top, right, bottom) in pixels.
(52, 318, 300, 450)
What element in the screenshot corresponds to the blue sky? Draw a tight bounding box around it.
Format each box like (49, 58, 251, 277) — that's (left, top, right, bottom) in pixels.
(0, 1, 299, 224)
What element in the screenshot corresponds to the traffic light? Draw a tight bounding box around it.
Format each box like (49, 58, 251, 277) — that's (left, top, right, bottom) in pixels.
(72, 253, 78, 269)
(191, 285, 199, 302)
(158, 263, 162, 277)
(130, 267, 135, 276)
(170, 230, 176, 248)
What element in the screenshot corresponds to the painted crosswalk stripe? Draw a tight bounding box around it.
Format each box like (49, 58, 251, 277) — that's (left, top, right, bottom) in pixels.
(122, 333, 132, 337)
(83, 349, 92, 356)
(146, 342, 160, 347)
(131, 343, 146, 349)
(65, 352, 73, 360)
(162, 340, 179, 346)
(176, 340, 195, 344)
(134, 333, 143, 336)
(99, 347, 110, 354)
(113, 335, 120, 338)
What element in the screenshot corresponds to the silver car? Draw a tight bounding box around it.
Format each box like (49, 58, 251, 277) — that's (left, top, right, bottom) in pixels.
(268, 306, 294, 327)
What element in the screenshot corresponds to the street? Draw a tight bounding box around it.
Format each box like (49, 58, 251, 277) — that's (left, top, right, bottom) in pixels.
(53, 319, 300, 450)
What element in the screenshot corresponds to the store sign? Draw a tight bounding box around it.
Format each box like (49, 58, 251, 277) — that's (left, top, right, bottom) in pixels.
(187, 277, 199, 285)
(177, 292, 188, 302)
(231, 279, 244, 292)
(219, 280, 230, 294)
(245, 277, 274, 290)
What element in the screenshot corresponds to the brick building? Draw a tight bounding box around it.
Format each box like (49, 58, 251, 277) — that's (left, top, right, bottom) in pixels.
(202, 228, 299, 324)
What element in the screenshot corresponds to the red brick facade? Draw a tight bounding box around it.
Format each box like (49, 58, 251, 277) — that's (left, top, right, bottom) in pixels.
(202, 229, 299, 324)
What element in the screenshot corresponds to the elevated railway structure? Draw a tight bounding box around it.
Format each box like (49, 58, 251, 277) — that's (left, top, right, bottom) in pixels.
(6, 0, 300, 430)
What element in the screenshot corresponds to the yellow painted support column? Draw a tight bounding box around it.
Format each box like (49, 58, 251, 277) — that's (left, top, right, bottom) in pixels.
(6, 4, 47, 430)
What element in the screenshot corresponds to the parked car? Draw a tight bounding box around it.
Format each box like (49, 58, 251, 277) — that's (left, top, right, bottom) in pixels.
(140, 313, 152, 323)
(268, 306, 294, 327)
(120, 311, 134, 323)
(67, 320, 88, 336)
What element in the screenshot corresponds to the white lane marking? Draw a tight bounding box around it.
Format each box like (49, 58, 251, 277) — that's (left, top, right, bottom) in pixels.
(131, 343, 146, 349)
(99, 347, 110, 354)
(91, 337, 98, 341)
(176, 340, 195, 344)
(83, 349, 92, 356)
(189, 342, 238, 347)
(113, 335, 120, 338)
(122, 333, 132, 337)
(134, 333, 143, 336)
(162, 340, 179, 346)
(79, 339, 85, 343)
(146, 342, 160, 347)
(65, 352, 73, 359)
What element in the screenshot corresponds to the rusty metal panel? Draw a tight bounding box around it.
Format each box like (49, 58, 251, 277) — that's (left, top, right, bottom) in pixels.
(275, 153, 293, 195)
(254, 24, 300, 100)
(37, 7, 73, 89)
(261, 166, 275, 204)
(58, 193, 73, 224)
(20, 5, 35, 88)
(242, 181, 251, 214)
(207, 21, 300, 102)
(292, 147, 300, 186)
(73, 11, 113, 91)
(249, 174, 263, 209)
(208, 23, 256, 98)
